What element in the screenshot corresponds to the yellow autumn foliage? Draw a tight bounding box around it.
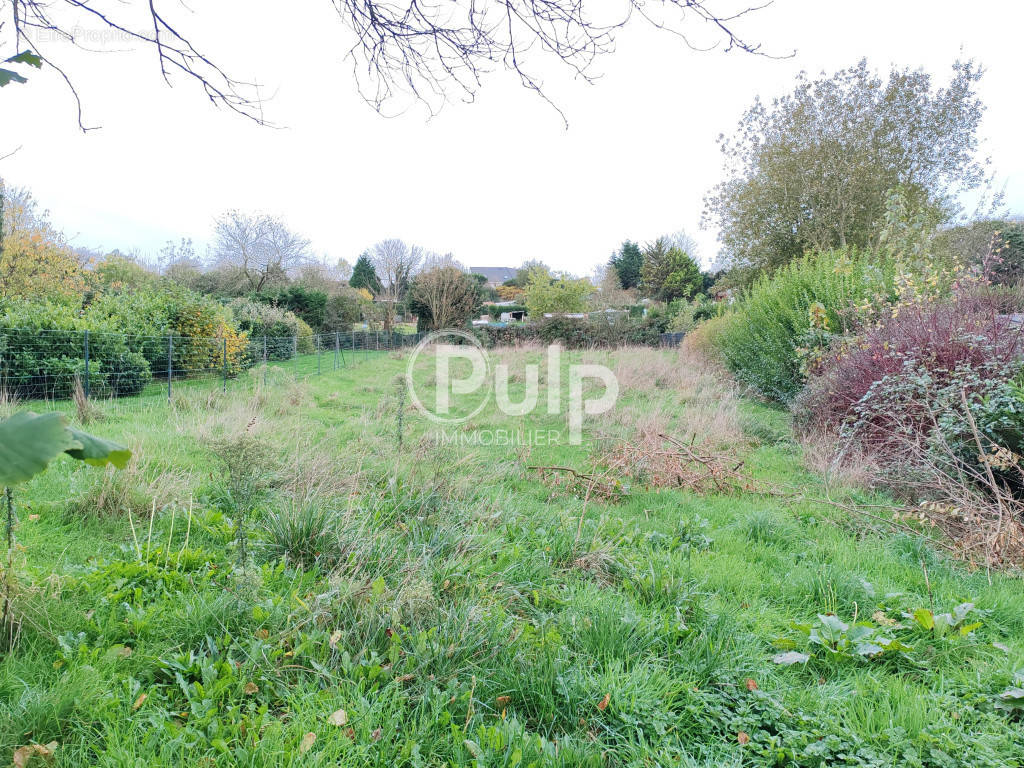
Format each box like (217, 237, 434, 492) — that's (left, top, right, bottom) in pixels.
(0, 185, 85, 301)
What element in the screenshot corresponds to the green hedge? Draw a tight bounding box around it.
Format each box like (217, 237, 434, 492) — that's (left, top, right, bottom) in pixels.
(0, 301, 151, 399)
(712, 250, 897, 402)
(473, 316, 663, 349)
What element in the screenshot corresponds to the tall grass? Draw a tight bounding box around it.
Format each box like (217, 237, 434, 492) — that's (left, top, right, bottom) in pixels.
(712, 249, 896, 402)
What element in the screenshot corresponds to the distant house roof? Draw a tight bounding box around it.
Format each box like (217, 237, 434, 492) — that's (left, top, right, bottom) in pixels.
(469, 266, 518, 285)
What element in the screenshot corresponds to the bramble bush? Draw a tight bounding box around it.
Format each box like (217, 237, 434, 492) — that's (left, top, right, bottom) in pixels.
(794, 289, 1024, 500)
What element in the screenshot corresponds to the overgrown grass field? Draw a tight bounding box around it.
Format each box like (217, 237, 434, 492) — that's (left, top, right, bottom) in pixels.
(2, 346, 1022, 766)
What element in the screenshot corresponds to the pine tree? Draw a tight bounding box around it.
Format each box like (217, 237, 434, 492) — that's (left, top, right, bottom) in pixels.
(640, 239, 702, 302)
(349, 252, 381, 293)
(609, 241, 643, 289)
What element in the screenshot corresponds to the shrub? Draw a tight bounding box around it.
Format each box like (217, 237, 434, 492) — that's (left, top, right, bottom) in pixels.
(106, 351, 152, 397)
(795, 291, 1024, 501)
(712, 250, 897, 402)
(252, 285, 328, 331)
(0, 300, 131, 399)
(323, 291, 364, 332)
(229, 298, 314, 359)
(472, 316, 663, 349)
(667, 297, 721, 333)
(170, 298, 249, 376)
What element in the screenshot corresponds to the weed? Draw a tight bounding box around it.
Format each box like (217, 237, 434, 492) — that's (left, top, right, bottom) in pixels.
(262, 502, 343, 569)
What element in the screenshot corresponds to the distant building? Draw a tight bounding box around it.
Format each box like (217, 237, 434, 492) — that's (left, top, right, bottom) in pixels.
(469, 266, 518, 288)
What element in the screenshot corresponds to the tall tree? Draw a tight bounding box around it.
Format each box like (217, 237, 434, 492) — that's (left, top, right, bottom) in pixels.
(640, 238, 702, 302)
(349, 252, 380, 293)
(703, 59, 989, 275)
(212, 211, 311, 293)
(523, 267, 595, 316)
(368, 238, 423, 331)
(0, 184, 84, 300)
(609, 241, 643, 289)
(408, 265, 481, 331)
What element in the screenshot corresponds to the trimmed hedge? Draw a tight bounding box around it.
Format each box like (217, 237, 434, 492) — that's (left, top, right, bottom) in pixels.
(473, 316, 663, 349)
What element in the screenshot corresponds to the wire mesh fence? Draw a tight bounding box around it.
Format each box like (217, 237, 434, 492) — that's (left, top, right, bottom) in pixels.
(0, 328, 426, 403)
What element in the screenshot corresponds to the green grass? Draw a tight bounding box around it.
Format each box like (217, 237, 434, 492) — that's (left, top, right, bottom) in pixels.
(2, 346, 1023, 767)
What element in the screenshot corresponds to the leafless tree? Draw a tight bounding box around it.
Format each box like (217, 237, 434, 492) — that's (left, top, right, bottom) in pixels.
(1, 1, 775, 129)
(213, 210, 311, 292)
(368, 237, 422, 330)
(410, 265, 479, 330)
(421, 250, 463, 271)
(294, 257, 355, 294)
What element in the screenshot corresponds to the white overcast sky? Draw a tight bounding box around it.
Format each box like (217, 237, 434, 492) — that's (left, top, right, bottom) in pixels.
(1, 0, 1022, 275)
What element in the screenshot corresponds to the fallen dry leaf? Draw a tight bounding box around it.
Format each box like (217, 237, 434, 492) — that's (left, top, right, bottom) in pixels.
(745, 678, 758, 691)
(871, 610, 898, 626)
(329, 630, 342, 648)
(328, 709, 348, 727)
(244, 682, 259, 695)
(299, 732, 316, 754)
(132, 693, 147, 711)
(496, 695, 511, 707)
(737, 731, 750, 745)
(371, 728, 382, 742)
(27, 514, 39, 522)
(12, 741, 57, 768)
(597, 693, 610, 711)
(256, 629, 270, 640)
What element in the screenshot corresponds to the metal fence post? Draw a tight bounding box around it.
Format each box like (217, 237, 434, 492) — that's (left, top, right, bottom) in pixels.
(334, 331, 340, 370)
(83, 329, 90, 399)
(263, 335, 268, 386)
(167, 334, 173, 400)
(222, 337, 228, 393)
(351, 330, 356, 364)
(317, 335, 322, 375)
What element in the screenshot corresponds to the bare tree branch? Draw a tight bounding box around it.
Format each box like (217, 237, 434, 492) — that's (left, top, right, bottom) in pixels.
(1, 0, 776, 130)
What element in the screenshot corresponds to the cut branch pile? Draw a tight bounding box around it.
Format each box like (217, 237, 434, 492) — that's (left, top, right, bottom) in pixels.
(602, 432, 752, 495)
(527, 465, 625, 502)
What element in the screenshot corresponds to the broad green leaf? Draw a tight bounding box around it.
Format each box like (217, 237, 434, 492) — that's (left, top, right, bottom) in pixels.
(772, 651, 810, 665)
(0, 411, 79, 485)
(959, 621, 982, 637)
(65, 426, 131, 468)
(854, 642, 884, 657)
(846, 625, 875, 643)
(0, 67, 28, 87)
(933, 613, 954, 635)
(817, 614, 848, 641)
(912, 608, 934, 631)
(5, 50, 42, 68)
(953, 602, 975, 622)
(995, 687, 1024, 711)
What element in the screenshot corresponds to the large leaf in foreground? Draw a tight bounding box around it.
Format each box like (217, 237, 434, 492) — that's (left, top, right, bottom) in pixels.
(0, 412, 79, 485)
(66, 427, 131, 468)
(0, 412, 131, 485)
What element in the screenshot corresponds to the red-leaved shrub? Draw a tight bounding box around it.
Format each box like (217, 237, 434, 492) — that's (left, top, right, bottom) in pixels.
(794, 291, 1024, 449)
